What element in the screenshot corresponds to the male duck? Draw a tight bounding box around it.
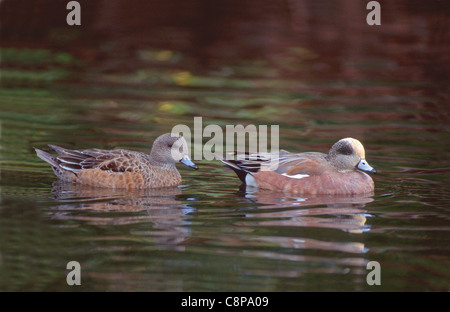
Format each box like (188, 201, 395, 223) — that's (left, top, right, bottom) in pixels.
(220, 138, 376, 195)
(35, 133, 198, 189)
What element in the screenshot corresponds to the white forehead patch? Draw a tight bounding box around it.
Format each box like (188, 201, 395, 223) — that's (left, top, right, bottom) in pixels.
(341, 138, 365, 158)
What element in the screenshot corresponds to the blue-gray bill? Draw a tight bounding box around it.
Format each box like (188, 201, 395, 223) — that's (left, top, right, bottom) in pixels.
(180, 155, 198, 170)
(357, 158, 377, 174)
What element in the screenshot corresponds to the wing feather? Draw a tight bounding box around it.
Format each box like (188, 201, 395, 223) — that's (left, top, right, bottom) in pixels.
(48, 145, 141, 174)
(221, 151, 327, 177)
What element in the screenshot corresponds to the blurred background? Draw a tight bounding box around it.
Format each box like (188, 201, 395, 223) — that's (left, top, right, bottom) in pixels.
(2, 0, 448, 81)
(0, 0, 449, 291)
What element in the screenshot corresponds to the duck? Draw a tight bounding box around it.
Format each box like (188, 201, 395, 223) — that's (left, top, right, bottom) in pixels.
(219, 137, 376, 195)
(35, 133, 198, 189)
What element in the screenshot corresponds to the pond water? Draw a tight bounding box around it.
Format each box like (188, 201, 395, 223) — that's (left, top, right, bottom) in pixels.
(0, 0, 449, 291)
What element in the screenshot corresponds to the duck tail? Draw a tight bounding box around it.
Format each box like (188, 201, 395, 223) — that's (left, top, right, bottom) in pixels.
(34, 147, 59, 168)
(216, 153, 256, 184)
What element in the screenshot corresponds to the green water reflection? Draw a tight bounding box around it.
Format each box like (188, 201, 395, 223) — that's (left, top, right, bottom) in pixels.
(1, 0, 449, 292)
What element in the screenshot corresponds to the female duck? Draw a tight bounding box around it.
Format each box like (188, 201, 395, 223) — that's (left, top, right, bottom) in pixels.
(35, 133, 198, 189)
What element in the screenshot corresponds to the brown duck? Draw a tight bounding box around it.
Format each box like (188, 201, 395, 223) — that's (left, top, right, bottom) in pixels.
(35, 133, 198, 189)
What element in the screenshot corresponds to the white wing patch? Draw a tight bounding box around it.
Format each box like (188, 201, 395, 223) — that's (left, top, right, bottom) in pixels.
(281, 173, 309, 179)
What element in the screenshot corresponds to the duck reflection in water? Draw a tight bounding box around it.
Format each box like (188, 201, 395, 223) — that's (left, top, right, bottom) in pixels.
(229, 185, 374, 255)
(240, 185, 374, 233)
(48, 180, 194, 247)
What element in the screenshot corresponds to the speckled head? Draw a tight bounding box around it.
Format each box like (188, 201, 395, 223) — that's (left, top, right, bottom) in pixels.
(327, 138, 376, 174)
(150, 133, 198, 170)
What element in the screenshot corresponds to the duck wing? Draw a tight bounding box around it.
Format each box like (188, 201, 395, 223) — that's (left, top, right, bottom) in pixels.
(221, 150, 328, 180)
(47, 145, 143, 174)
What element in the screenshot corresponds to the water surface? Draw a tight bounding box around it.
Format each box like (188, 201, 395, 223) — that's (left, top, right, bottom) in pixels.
(0, 0, 449, 291)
